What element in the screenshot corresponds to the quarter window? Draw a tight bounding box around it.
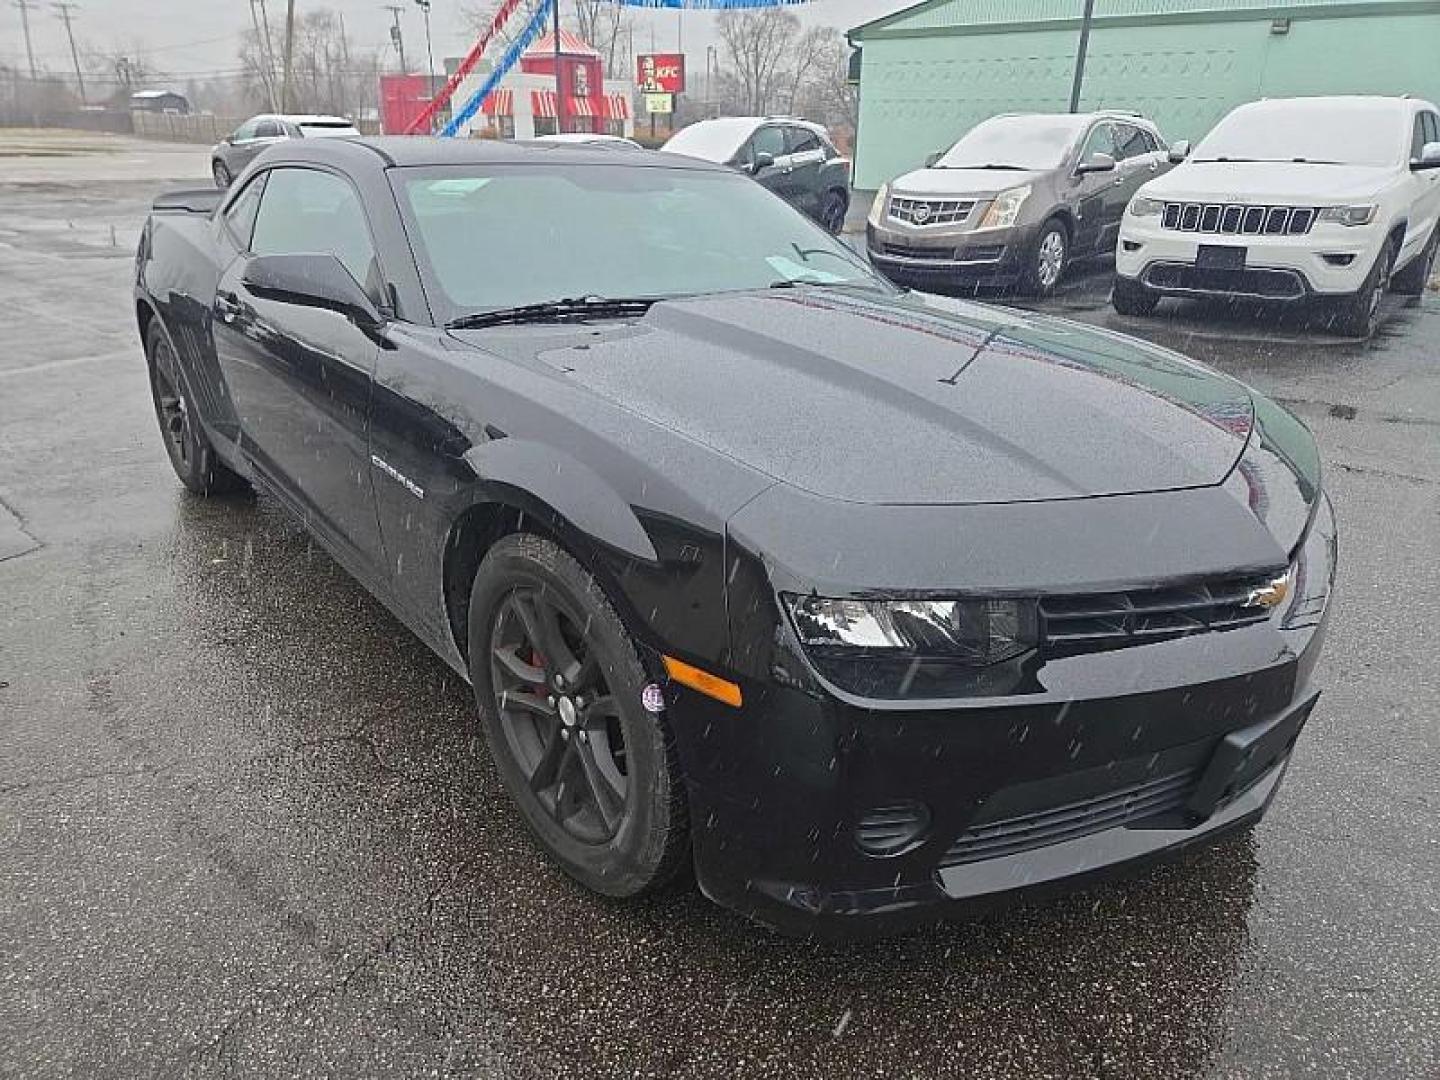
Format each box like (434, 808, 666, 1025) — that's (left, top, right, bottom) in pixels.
(1421, 112, 1439, 152)
(223, 172, 267, 249)
(249, 168, 380, 297)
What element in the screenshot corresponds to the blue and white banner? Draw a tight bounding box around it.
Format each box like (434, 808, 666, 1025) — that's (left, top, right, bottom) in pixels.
(442, 0, 557, 137)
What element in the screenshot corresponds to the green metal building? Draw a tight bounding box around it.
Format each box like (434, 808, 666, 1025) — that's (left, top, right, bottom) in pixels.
(848, 0, 1440, 190)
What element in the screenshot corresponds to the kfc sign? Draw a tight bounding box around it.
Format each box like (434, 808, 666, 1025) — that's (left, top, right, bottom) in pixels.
(637, 53, 685, 94)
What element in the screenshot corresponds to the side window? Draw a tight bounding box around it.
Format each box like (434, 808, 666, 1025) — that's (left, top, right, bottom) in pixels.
(255, 119, 282, 139)
(1079, 123, 1116, 162)
(232, 119, 259, 142)
(1426, 112, 1440, 147)
(250, 168, 380, 298)
(222, 172, 267, 250)
(1112, 123, 1149, 161)
(1413, 115, 1428, 159)
(752, 125, 786, 161)
(1139, 127, 1161, 153)
(788, 127, 822, 156)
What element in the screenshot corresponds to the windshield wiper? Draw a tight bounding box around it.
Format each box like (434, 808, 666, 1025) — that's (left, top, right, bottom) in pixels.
(1194, 155, 1348, 166)
(446, 295, 663, 330)
(941, 163, 1030, 171)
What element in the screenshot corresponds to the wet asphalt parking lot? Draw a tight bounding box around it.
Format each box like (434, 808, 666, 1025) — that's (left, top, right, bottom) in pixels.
(1, 130, 1437, 1079)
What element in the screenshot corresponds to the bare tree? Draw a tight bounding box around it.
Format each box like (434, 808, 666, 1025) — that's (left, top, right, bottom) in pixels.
(715, 9, 799, 116)
(780, 26, 836, 116)
(795, 38, 859, 138)
(461, 0, 632, 78)
(234, 10, 383, 119)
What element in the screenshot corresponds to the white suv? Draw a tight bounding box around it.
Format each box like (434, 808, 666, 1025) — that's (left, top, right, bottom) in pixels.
(1115, 96, 1440, 335)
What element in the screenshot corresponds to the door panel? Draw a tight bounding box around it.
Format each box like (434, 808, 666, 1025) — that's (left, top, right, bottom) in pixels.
(1072, 122, 1117, 253)
(783, 127, 827, 217)
(212, 166, 386, 568)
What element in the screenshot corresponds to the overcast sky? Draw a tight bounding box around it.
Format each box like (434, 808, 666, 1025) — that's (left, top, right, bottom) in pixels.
(3, 0, 913, 87)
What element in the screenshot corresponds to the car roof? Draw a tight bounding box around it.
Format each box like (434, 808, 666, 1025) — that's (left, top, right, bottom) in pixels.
(248, 113, 355, 125)
(1229, 94, 1434, 115)
(263, 135, 728, 172)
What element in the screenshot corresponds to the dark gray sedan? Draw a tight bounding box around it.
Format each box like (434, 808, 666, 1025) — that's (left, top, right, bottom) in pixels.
(210, 114, 359, 187)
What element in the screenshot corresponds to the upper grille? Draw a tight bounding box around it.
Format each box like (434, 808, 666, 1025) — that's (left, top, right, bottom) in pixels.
(889, 196, 975, 227)
(1040, 575, 1275, 650)
(941, 765, 1202, 867)
(1162, 202, 1316, 236)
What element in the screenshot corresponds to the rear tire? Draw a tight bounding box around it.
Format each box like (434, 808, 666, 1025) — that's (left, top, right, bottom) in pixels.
(145, 321, 248, 495)
(1391, 228, 1438, 296)
(1112, 275, 1161, 316)
(819, 189, 848, 235)
(212, 160, 232, 189)
(1329, 237, 1397, 338)
(1020, 218, 1068, 298)
(467, 532, 690, 898)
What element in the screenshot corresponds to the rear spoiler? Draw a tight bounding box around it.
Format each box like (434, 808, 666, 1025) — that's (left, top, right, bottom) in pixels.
(152, 188, 224, 215)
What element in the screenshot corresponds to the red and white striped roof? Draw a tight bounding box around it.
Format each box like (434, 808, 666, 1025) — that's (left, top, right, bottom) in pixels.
(523, 31, 602, 59)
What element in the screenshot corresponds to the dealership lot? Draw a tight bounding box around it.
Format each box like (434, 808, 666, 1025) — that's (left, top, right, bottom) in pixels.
(1, 132, 1437, 1078)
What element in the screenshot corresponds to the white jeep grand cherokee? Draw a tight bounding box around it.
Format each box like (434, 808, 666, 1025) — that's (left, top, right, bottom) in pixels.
(1114, 96, 1440, 336)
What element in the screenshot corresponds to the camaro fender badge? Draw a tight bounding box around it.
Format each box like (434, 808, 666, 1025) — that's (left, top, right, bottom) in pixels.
(370, 454, 425, 500)
(640, 683, 666, 714)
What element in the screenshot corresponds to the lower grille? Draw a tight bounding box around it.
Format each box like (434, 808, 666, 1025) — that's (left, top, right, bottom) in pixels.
(940, 766, 1201, 867)
(1040, 574, 1276, 650)
(878, 241, 955, 261)
(1143, 263, 1306, 300)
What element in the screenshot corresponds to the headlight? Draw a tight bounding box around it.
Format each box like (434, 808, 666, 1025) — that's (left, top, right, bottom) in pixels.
(867, 182, 891, 228)
(1317, 204, 1377, 227)
(978, 184, 1032, 230)
(784, 595, 1038, 665)
(1129, 196, 1165, 217)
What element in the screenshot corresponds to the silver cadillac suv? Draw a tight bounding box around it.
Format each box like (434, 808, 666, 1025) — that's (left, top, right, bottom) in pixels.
(867, 111, 1174, 296)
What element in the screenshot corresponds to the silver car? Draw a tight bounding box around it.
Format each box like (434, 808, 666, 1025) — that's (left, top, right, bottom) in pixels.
(211, 114, 359, 188)
(866, 111, 1175, 296)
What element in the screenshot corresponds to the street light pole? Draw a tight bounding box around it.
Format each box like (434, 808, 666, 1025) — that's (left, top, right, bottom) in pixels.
(1068, 0, 1096, 113)
(415, 0, 435, 118)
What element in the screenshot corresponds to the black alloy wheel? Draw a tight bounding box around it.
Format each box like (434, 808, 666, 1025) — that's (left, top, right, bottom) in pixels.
(819, 190, 848, 235)
(145, 321, 248, 495)
(468, 533, 689, 896)
(212, 159, 232, 188)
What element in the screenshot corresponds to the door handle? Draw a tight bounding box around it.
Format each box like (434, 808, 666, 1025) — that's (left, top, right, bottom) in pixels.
(215, 292, 242, 323)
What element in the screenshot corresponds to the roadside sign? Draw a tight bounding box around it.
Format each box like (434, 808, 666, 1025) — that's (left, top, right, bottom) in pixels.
(638, 54, 685, 95)
(644, 92, 674, 115)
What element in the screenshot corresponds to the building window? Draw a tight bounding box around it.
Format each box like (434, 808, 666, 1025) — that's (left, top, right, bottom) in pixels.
(533, 117, 558, 137)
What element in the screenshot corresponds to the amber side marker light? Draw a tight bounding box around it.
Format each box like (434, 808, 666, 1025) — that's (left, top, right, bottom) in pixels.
(662, 655, 744, 708)
(1246, 567, 1294, 610)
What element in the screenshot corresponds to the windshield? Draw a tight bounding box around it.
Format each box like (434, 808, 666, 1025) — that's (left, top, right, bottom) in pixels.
(1192, 100, 1405, 166)
(661, 120, 754, 163)
(936, 115, 1087, 171)
(393, 164, 888, 317)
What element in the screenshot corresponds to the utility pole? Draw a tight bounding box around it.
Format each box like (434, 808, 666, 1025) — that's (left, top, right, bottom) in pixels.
(282, 0, 296, 111)
(1068, 0, 1096, 113)
(384, 5, 407, 74)
(414, 0, 435, 102)
(552, 0, 565, 134)
(14, 0, 38, 81)
(248, 0, 277, 109)
(53, 2, 85, 103)
(257, 0, 280, 108)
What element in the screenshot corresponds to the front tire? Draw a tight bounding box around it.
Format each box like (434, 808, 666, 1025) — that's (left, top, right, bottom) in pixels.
(467, 532, 690, 898)
(1020, 218, 1068, 297)
(1112, 275, 1161, 316)
(1329, 237, 1397, 338)
(145, 320, 248, 495)
(819, 189, 848, 235)
(1391, 227, 1438, 296)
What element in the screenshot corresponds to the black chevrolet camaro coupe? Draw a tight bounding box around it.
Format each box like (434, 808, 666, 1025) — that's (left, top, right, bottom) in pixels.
(135, 138, 1336, 937)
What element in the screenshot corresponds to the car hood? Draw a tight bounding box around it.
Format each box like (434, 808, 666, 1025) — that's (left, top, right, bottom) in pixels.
(891, 167, 1047, 199)
(453, 289, 1254, 507)
(1140, 160, 1394, 202)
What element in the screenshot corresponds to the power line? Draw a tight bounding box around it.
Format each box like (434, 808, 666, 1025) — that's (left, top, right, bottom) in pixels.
(52, 2, 84, 103)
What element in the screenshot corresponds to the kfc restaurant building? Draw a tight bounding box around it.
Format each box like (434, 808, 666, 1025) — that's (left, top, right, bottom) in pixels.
(453, 31, 635, 140)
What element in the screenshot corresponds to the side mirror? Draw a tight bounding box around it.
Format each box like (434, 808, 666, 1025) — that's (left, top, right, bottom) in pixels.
(924, 151, 943, 169)
(242, 253, 386, 329)
(1412, 141, 1440, 170)
(1075, 151, 1117, 175)
(751, 151, 776, 174)
(1168, 139, 1191, 164)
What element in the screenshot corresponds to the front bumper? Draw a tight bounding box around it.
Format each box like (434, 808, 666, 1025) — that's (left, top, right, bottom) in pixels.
(1116, 218, 1383, 297)
(866, 222, 1036, 284)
